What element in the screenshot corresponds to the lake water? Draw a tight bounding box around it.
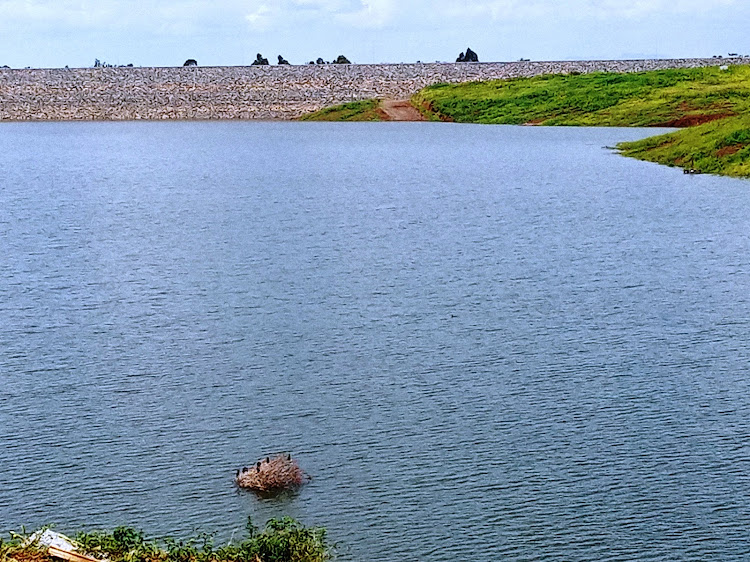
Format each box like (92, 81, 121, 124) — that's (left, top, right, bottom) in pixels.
(1, 122, 749, 561)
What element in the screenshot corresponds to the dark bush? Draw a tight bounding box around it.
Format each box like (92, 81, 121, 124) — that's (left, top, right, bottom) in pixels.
(718, 128, 750, 147)
(456, 47, 478, 62)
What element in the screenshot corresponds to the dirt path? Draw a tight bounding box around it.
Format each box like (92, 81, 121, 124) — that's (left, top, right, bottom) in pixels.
(379, 99, 425, 121)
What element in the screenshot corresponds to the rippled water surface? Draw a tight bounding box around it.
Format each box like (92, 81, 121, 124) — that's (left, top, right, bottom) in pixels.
(1, 122, 750, 560)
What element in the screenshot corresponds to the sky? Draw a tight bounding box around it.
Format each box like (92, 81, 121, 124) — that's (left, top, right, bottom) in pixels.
(0, 0, 747, 68)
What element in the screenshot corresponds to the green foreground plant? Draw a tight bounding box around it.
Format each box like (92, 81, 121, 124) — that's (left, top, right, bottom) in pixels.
(1, 518, 332, 562)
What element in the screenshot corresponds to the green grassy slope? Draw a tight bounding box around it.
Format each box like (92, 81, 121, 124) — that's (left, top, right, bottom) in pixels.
(299, 99, 384, 121)
(413, 66, 749, 126)
(618, 114, 750, 177)
(414, 65, 750, 177)
(300, 65, 750, 177)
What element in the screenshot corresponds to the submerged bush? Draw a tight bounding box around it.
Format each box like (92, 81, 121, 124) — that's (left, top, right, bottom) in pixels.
(235, 454, 310, 493)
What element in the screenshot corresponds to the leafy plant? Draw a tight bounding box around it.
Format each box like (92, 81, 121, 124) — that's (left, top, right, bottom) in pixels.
(71, 517, 333, 562)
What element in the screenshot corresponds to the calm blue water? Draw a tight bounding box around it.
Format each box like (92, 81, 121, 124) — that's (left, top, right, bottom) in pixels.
(1, 121, 749, 561)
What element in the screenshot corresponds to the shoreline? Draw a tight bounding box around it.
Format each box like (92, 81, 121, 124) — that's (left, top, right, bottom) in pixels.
(0, 58, 745, 121)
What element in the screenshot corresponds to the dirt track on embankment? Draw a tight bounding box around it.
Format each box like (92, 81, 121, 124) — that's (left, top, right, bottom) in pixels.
(379, 100, 426, 121)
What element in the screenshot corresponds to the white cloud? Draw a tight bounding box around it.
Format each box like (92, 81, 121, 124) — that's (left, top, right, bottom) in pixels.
(446, 0, 739, 20)
(0, 0, 746, 67)
(245, 3, 273, 30)
(241, 0, 396, 30)
(335, 0, 397, 28)
(0, 0, 113, 29)
(0, 0, 253, 33)
(0, 0, 738, 35)
(233, 0, 741, 34)
(291, 0, 352, 9)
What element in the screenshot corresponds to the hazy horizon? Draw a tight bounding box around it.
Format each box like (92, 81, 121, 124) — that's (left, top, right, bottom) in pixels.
(0, 1, 746, 69)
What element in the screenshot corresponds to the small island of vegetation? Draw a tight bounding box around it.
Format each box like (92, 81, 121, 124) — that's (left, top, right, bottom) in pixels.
(303, 64, 750, 178)
(235, 453, 310, 493)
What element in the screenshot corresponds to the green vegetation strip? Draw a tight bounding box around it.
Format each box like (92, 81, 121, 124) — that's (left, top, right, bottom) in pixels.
(303, 65, 750, 177)
(412, 66, 745, 126)
(1, 518, 332, 562)
(299, 99, 383, 121)
(618, 114, 750, 177)
(414, 65, 750, 177)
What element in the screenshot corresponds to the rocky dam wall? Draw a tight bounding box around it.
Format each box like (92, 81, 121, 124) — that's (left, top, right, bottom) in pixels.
(0, 58, 745, 121)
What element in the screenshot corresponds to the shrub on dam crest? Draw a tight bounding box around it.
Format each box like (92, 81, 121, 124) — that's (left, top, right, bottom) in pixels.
(456, 47, 479, 62)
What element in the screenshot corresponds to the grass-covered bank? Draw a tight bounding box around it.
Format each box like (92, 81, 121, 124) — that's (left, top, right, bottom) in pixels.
(618, 113, 750, 177)
(0, 518, 333, 562)
(304, 65, 750, 177)
(413, 66, 748, 126)
(299, 99, 384, 121)
(416, 65, 750, 177)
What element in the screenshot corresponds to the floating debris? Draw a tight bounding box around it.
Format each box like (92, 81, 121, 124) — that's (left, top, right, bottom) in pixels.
(235, 453, 309, 492)
(26, 530, 102, 562)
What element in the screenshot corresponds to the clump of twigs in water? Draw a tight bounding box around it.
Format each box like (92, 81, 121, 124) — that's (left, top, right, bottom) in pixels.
(235, 454, 309, 493)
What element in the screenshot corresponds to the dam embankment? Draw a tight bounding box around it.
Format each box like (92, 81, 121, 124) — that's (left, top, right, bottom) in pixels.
(0, 58, 746, 121)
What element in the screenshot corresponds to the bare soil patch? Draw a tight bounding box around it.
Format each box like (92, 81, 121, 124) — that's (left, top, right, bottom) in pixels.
(717, 144, 744, 157)
(653, 112, 732, 128)
(380, 100, 425, 121)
